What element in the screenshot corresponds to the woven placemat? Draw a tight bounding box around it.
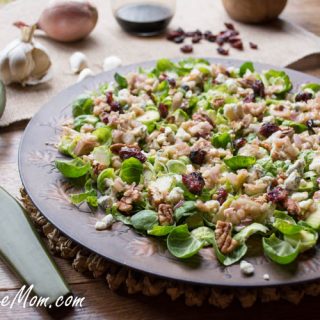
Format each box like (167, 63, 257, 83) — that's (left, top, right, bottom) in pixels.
(20, 188, 320, 309)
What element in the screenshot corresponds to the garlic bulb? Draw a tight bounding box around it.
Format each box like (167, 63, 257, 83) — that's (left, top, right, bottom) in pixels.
(0, 26, 51, 86)
(77, 68, 94, 82)
(69, 51, 88, 74)
(103, 56, 122, 72)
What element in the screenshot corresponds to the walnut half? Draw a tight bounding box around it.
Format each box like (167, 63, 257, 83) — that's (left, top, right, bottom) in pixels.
(215, 221, 238, 254)
(158, 204, 174, 226)
(117, 185, 141, 214)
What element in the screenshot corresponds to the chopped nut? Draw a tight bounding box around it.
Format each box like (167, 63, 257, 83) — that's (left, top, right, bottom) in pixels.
(117, 184, 141, 214)
(158, 204, 174, 225)
(215, 220, 238, 254)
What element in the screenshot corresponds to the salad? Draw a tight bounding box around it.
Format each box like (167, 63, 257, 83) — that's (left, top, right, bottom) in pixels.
(55, 58, 320, 266)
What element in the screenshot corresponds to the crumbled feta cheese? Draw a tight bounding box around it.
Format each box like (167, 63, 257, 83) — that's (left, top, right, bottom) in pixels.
(176, 127, 191, 142)
(98, 195, 113, 209)
(225, 79, 238, 93)
(309, 154, 320, 174)
(299, 199, 314, 211)
(291, 192, 309, 202)
(263, 273, 270, 281)
(215, 73, 227, 84)
(240, 260, 255, 276)
(95, 214, 114, 231)
(185, 90, 193, 98)
(284, 170, 301, 191)
(167, 187, 184, 204)
(95, 221, 107, 230)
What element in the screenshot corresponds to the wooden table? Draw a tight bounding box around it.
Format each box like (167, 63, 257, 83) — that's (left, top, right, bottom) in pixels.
(0, 0, 319, 318)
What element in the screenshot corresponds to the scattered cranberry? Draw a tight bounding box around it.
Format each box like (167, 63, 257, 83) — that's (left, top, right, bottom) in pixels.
(182, 172, 205, 195)
(189, 149, 207, 165)
(251, 80, 265, 98)
(192, 34, 202, 43)
(216, 188, 228, 205)
(230, 39, 243, 50)
(204, 30, 212, 39)
(207, 34, 217, 42)
(259, 122, 280, 138)
(100, 112, 109, 124)
(249, 42, 258, 49)
(217, 47, 229, 55)
(158, 103, 169, 118)
(110, 101, 123, 113)
(267, 186, 288, 204)
(167, 77, 176, 87)
(119, 147, 146, 163)
(166, 28, 184, 41)
(295, 92, 313, 102)
(173, 35, 185, 44)
(224, 22, 235, 30)
(243, 94, 255, 103)
(180, 44, 193, 53)
(233, 137, 247, 150)
(106, 91, 113, 105)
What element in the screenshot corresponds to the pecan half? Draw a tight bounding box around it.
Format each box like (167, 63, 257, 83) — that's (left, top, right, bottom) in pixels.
(215, 221, 238, 254)
(158, 204, 174, 225)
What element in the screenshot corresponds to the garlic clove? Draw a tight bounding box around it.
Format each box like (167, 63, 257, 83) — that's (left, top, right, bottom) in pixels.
(69, 51, 88, 74)
(30, 46, 51, 79)
(77, 68, 94, 82)
(8, 45, 35, 84)
(103, 55, 122, 72)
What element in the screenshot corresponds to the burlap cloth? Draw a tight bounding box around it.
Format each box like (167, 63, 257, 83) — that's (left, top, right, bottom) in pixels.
(0, 0, 320, 127)
(20, 188, 320, 308)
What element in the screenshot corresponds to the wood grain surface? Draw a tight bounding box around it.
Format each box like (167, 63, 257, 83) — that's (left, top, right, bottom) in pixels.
(0, 0, 319, 318)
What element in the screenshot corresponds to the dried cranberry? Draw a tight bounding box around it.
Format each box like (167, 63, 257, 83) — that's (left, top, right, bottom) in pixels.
(173, 35, 185, 44)
(224, 22, 235, 30)
(230, 39, 243, 50)
(110, 101, 123, 113)
(216, 36, 225, 45)
(119, 147, 146, 163)
(267, 186, 288, 204)
(100, 112, 109, 124)
(259, 122, 280, 138)
(216, 188, 228, 205)
(295, 92, 313, 102)
(158, 103, 168, 118)
(207, 34, 217, 42)
(192, 34, 202, 43)
(189, 149, 207, 165)
(251, 80, 265, 98)
(249, 42, 258, 49)
(217, 47, 229, 55)
(167, 28, 184, 41)
(243, 94, 255, 103)
(233, 137, 247, 150)
(167, 77, 176, 87)
(182, 172, 205, 195)
(204, 30, 212, 38)
(106, 91, 113, 104)
(180, 45, 193, 53)
(181, 84, 190, 91)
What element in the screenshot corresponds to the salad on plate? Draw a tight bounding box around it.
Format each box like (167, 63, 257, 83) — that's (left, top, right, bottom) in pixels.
(55, 58, 320, 266)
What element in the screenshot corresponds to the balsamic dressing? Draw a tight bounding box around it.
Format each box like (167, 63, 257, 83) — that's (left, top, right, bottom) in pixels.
(115, 3, 173, 36)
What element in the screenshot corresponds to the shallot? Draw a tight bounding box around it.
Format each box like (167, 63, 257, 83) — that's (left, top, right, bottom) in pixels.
(14, 1, 98, 43)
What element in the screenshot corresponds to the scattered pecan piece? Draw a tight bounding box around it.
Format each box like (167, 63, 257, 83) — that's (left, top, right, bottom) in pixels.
(117, 185, 141, 214)
(158, 204, 174, 225)
(110, 143, 140, 154)
(215, 221, 238, 254)
(283, 198, 302, 219)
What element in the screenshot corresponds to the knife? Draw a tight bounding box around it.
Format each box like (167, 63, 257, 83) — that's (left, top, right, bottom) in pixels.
(0, 187, 71, 306)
